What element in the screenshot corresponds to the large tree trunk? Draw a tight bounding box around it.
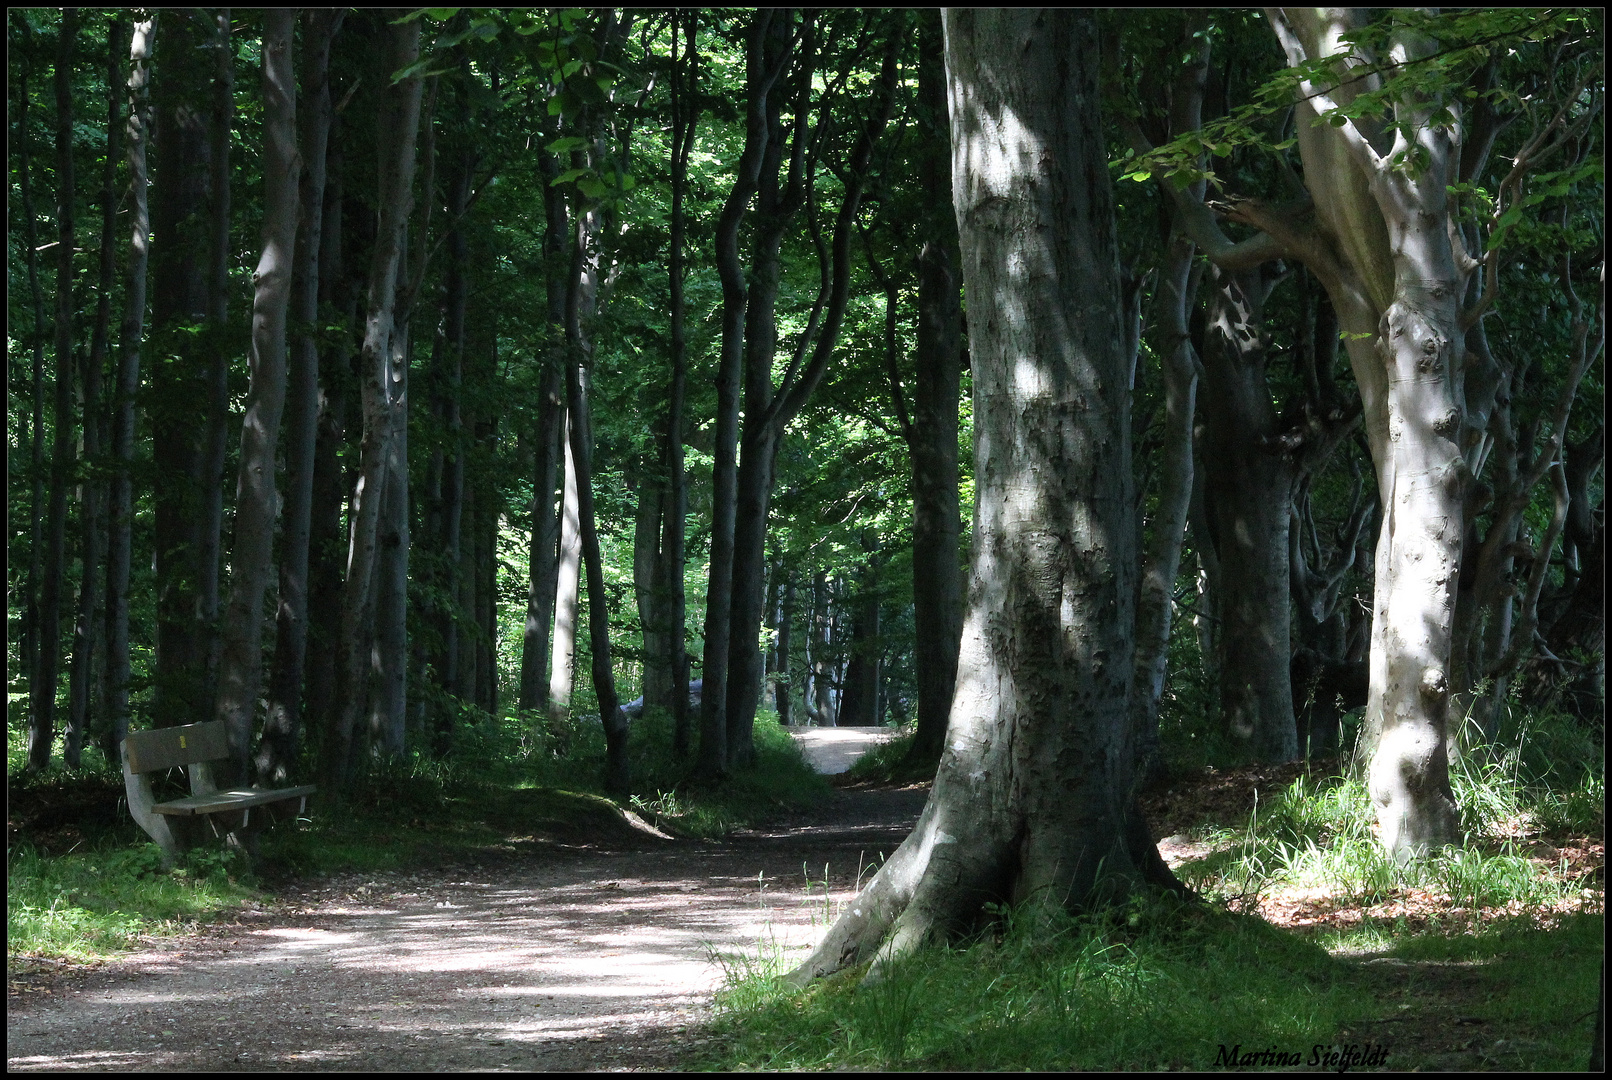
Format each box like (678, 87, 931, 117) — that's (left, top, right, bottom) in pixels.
(370, 327, 410, 757)
(263, 9, 342, 784)
(326, 15, 423, 793)
(215, 10, 299, 777)
(1270, 9, 1464, 856)
(898, 10, 965, 770)
(32, 8, 79, 770)
(103, 14, 155, 760)
(1198, 263, 1299, 763)
(792, 10, 1176, 983)
(67, 18, 129, 768)
(149, 10, 215, 728)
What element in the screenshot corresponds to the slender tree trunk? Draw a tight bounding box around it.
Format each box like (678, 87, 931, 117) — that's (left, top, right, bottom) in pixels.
(564, 212, 628, 794)
(67, 18, 129, 768)
(196, 9, 235, 720)
(699, 11, 786, 777)
(520, 143, 570, 716)
(263, 9, 342, 784)
(548, 413, 581, 719)
(32, 8, 80, 770)
(662, 11, 697, 753)
(303, 153, 353, 773)
(726, 20, 900, 765)
(774, 572, 794, 725)
(371, 325, 410, 757)
(434, 158, 469, 725)
(839, 550, 882, 727)
(1131, 234, 1200, 782)
(12, 13, 49, 769)
(898, 9, 965, 770)
(633, 473, 667, 707)
(215, 9, 299, 777)
(103, 14, 155, 760)
(327, 15, 423, 793)
(791, 10, 1177, 984)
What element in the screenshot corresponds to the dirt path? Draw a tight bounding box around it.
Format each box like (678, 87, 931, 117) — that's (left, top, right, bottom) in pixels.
(786, 726, 897, 775)
(7, 781, 928, 1072)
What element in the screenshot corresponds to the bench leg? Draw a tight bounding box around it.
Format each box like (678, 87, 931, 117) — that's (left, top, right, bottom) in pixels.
(121, 747, 183, 870)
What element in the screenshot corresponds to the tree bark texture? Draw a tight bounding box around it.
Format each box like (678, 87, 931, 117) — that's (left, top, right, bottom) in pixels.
(791, 11, 1174, 983)
(263, 9, 342, 784)
(215, 9, 299, 776)
(104, 13, 155, 759)
(1271, 8, 1465, 855)
(327, 15, 422, 792)
(1198, 263, 1299, 763)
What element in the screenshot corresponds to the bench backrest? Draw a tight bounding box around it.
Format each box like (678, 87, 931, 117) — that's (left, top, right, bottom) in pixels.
(123, 721, 229, 774)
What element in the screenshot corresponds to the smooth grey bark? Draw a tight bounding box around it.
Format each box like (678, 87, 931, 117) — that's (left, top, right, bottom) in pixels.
(773, 572, 794, 725)
(103, 14, 155, 760)
(1267, 8, 1467, 855)
(791, 9, 1177, 984)
(563, 207, 629, 794)
(519, 138, 570, 715)
(215, 9, 299, 776)
(32, 8, 79, 771)
(549, 412, 581, 718)
(67, 18, 128, 769)
(327, 15, 423, 792)
(263, 9, 342, 784)
(806, 571, 836, 727)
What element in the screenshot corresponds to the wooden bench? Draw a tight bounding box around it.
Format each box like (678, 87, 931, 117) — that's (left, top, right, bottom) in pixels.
(121, 721, 316, 866)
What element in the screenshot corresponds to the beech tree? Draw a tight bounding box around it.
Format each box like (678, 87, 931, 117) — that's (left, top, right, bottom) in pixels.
(792, 9, 1178, 981)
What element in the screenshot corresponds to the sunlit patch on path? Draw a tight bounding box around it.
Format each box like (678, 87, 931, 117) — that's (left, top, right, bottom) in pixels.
(6, 783, 927, 1072)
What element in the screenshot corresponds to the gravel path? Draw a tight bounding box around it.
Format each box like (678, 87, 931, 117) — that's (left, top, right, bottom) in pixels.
(7, 776, 928, 1072)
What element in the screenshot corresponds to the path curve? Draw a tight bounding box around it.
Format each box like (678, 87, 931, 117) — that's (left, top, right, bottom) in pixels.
(786, 725, 899, 775)
(8, 753, 926, 1071)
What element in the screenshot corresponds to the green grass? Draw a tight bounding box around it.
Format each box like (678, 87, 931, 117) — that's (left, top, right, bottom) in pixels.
(707, 895, 1364, 1070)
(7, 703, 831, 963)
(8, 842, 260, 963)
(706, 705, 1604, 1071)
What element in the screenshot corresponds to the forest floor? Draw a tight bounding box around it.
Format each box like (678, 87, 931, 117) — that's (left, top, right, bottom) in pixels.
(7, 737, 1601, 1072)
(5, 728, 918, 1072)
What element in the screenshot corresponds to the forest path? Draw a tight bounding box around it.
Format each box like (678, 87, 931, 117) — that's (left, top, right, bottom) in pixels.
(786, 724, 899, 774)
(7, 778, 928, 1072)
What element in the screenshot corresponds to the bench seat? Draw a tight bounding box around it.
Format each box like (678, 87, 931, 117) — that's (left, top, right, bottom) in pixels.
(152, 785, 317, 816)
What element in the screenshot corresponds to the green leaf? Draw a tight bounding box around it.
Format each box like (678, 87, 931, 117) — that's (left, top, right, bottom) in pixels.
(546, 136, 589, 155)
